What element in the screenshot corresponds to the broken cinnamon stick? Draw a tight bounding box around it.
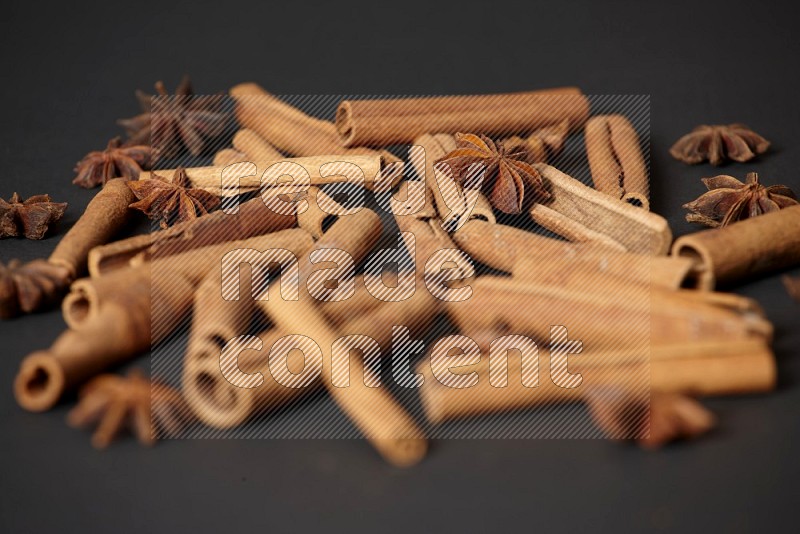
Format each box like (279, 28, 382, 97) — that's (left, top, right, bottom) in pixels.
(87, 196, 296, 277)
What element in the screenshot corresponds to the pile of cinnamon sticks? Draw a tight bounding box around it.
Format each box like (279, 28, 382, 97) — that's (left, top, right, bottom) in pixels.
(9, 83, 800, 466)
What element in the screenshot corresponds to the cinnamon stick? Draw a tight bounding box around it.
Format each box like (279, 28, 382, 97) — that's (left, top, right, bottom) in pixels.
(447, 276, 770, 350)
(335, 89, 590, 147)
(418, 338, 775, 424)
(15, 229, 314, 412)
(532, 164, 670, 254)
(453, 219, 691, 288)
(585, 115, 649, 209)
(87, 197, 296, 277)
(139, 154, 387, 196)
(672, 204, 800, 289)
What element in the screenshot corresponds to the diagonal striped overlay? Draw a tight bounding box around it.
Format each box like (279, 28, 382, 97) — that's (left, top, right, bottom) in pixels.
(147, 92, 652, 441)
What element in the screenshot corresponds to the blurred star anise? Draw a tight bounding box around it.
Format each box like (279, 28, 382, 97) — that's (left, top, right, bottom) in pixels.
(683, 172, 797, 227)
(0, 259, 72, 319)
(128, 167, 220, 229)
(0, 192, 67, 239)
(117, 75, 230, 159)
(587, 388, 716, 449)
(68, 370, 194, 449)
(670, 124, 770, 166)
(73, 137, 152, 188)
(436, 133, 550, 214)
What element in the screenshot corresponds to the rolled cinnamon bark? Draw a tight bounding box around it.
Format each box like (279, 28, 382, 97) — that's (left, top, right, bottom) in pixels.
(297, 186, 344, 240)
(585, 115, 649, 209)
(672, 205, 800, 289)
(259, 293, 427, 467)
(87, 197, 296, 277)
(232, 128, 283, 160)
(48, 178, 136, 279)
(447, 276, 770, 350)
(453, 219, 690, 288)
(335, 89, 590, 147)
(230, 83, 400, 172)
(419, 338, 776, 424)
(16, 229, 315, 412)
(532, 164, 670, 254)
(139, 155, 387, 195)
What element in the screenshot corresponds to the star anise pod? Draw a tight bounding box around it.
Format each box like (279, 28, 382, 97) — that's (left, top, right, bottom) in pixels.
(117, 75, 230, 159)
(436, 132, 550, 214)
(67, 370, 194, 448)
(683, 172, 797, 228)
(587, 388, 716, 449)
(0, 259, 72, 319)
(0, 192, 67, 239)
(128, 167, 220, 229)
(670, 124, 770, 166)
(72, 137, 151, 188)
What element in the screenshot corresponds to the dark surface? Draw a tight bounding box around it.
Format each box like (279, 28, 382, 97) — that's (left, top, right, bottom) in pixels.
(1, 1, 799, 532)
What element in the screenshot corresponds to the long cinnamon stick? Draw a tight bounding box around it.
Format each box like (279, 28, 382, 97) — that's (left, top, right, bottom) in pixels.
(672, 205, 800, 289)
(87, 197, 296, 277)
(232, 128, 283, 160)
(419, 338, 776, 424)
(335, 89, 589, 147)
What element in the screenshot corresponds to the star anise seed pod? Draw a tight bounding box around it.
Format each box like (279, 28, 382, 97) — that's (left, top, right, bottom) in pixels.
(587, 387, 716, 449)
(0, 259, 72, 319)
(117, 75, 230, 160)
(67, 370, 194, 449)
(436, 132, 550, 214)
(683, 172, 797, 228)
(0, 192, 67, 239)
(128, 167, 220, 229)
(73, 137, 152, 188)
(670, 124, 770, 166)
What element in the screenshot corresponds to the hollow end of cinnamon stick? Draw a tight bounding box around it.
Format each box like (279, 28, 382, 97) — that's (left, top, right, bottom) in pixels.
(62, 281, 100, 329)
(184, 355, 255, 429)
(671, 239, 715, 290)
(14, 352, 65, 412)
(623, 192, 650, 211)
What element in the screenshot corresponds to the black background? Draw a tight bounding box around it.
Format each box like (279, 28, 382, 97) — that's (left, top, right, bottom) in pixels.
(2, 0, 799, 532)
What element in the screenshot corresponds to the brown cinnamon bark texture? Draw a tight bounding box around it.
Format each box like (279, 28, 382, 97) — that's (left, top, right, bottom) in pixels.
(49, 178, 136, 279)
(16, 228, 314, 412)
(232, 128, 283, 160)
(335, 89, 590, 147)
(585, 115, 649, 209)
(672, 204, 800, 289)
(419, 338, 775, 424)
(87, 197, 296, 277)
(213, 148, 248, 166)
(532, 164, 670, 254)
(139, 155, 387, 197)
